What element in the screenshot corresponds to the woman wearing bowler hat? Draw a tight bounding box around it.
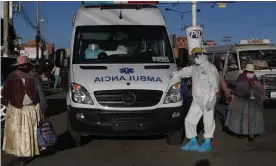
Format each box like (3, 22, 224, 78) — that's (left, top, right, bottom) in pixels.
(1, 56, 47, 165)
(225, 64, 265, 142)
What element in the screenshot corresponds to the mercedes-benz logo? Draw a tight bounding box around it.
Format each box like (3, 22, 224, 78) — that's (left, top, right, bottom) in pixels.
(122, 92, 136, 106)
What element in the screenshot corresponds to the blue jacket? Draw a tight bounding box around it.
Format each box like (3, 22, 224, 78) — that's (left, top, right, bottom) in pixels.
(85, 49, 104, 59)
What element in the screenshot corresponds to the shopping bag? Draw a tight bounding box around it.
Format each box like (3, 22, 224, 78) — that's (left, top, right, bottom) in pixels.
(37, 119, 58, 149)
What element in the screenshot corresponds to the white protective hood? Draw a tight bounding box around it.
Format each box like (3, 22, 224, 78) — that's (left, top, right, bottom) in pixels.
(71, 64, 179, 93)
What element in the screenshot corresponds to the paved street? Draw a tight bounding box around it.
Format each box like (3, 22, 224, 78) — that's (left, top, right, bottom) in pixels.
(2, 92, 276, 166)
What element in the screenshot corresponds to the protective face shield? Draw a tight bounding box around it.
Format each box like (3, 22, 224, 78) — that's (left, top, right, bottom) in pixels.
(191, 48, 208, 65)
(193, 53, 208, 65)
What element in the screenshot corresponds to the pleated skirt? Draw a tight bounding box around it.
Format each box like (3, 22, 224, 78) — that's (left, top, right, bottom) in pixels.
(225, 96, 265, 137)
(2, 103, 42, 157)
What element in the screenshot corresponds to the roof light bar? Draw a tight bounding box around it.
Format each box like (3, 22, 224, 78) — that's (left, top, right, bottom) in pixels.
(239, 39, 271, 45)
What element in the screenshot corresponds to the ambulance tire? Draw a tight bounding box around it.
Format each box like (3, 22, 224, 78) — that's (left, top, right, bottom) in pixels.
(166, 128, 184, 145)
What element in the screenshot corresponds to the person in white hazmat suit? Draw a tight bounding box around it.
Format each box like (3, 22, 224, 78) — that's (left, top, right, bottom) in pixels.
(172, 47, 219, 152)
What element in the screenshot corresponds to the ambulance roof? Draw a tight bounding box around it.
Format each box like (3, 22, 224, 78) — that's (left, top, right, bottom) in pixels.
(74, 4, 166, 26)
(230, 44, 276, 52)
(230, 39, 276, 51)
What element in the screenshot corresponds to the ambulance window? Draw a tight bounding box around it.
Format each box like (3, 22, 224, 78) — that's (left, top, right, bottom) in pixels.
(227, 52, 238, 71)
(72, 25, 174, 64)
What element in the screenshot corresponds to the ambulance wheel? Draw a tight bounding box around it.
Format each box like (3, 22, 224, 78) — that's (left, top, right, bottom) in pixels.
(166, 128, 184, 145)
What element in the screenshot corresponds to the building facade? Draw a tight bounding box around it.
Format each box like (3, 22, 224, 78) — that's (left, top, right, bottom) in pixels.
(173, 36, 188, 58)
(19, 40, 54, 54)
(19, 40, 54, 60)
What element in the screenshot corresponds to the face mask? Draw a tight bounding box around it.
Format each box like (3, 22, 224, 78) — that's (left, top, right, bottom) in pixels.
(18, 68, 30, 73)
(91, 44, 96, 51)
(247, 73, 254, 78)
(89, 44, 98, 51)
(195, 58, 201, 65)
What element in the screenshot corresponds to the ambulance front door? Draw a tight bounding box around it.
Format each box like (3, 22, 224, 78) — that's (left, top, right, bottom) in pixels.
(224, 52, 240, 85)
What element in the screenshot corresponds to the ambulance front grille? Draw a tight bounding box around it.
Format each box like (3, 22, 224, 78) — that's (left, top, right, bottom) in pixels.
(94, 90, 163, 108)
(99, 112, 158, 122)
(265, 76, 276, 87)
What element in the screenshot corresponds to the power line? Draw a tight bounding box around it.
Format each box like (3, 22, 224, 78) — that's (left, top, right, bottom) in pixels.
(225, 2, 274, 22)
(207, 2, 274, 25)
(20, 4, 37, 31)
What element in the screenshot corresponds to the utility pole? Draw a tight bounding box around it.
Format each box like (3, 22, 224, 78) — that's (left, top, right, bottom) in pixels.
(9, 2, 13, 25)
(191, 1, 197, 27)
(36, 1, 40, 60)
(40, 18, 44, 60)
(185, 1, 203, 57)
(3, 1, 10, 56)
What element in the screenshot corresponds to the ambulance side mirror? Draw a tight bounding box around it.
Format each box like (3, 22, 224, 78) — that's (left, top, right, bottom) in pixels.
(55, 49, 66, 68)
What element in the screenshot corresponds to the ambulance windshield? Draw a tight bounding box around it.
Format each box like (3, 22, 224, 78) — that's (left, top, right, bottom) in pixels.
(72, 25, 174, 64)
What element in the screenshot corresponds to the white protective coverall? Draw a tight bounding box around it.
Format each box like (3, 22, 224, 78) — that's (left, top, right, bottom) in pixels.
(173, 53, 219, 139)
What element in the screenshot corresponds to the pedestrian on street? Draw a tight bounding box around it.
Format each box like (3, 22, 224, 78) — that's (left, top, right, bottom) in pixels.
(51, 64, 61, 89)
(1, 56, 48, 165)
(172, 47, 219, 152)
(29, 61, 43, 83)
(215, 77, 232, 124)
(225, 64, 265, 142)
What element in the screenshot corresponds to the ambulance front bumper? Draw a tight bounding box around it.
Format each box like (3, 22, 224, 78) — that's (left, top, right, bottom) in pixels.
(67, 106, 186, 136)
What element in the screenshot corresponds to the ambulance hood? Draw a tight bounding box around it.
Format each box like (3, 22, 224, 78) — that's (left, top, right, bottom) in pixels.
(253, 69, 276, 78)
(71, 64, 179, 93)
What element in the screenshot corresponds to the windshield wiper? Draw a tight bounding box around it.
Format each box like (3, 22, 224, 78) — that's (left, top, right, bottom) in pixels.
(109, 54, 131, 56)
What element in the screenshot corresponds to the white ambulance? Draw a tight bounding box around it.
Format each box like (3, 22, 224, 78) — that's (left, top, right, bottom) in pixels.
(61, 1, 187, 146)
(220, 39, 276, 100)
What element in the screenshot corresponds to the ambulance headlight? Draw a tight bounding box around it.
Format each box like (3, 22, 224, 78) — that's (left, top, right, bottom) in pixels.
(71, 83, 94, 105)
(164, 82, 182, 104)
